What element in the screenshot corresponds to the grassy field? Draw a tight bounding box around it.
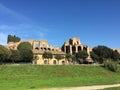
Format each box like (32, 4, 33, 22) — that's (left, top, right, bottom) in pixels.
(0, 65, 120, 90)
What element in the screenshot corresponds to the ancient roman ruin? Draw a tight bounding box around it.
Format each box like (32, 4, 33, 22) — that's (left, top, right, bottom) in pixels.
(7, 37, 120, 65)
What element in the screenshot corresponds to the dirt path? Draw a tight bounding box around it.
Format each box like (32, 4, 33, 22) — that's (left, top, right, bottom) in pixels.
(42, 84, 120, 90)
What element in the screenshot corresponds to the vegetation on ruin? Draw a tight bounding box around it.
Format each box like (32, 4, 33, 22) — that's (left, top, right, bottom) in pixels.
(42, 52, 53, 64)
(7, 35, 21, 43)
(0, 65, 120, 90)
(55, 54, 64, 64)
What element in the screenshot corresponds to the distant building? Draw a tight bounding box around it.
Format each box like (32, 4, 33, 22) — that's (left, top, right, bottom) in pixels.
(61, 37, 93, 62)
(7, 40, 66, 65)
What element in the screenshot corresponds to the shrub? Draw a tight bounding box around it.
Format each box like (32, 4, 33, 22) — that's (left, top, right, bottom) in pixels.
(104, 61, 118, 72)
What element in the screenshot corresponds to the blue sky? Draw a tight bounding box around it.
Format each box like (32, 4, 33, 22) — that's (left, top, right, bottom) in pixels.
(0, 0, 120, 48)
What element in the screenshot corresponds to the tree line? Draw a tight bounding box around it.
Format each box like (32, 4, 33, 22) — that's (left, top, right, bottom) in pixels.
(0, 42, 33, 64)
(0, 44, 120, 65)
(64, 46, 120, 64)
(90, 46, 120, 64)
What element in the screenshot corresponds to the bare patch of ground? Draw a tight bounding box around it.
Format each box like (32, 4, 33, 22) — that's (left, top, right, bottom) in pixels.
(42, 84, 120, 90)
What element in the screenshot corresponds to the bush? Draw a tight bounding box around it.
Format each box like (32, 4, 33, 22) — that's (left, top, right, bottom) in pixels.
(0, 45, 11, 63)
(17, 42, 33, 62)
(104, 61, 118, 72)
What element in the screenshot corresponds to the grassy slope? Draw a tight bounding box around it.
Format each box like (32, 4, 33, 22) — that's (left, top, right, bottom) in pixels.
(0, 65, 120, 90)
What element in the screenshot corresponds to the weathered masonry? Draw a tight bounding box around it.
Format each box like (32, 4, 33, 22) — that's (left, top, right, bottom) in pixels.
(7, 37, 120, 65)
(62, 37, 92, 59)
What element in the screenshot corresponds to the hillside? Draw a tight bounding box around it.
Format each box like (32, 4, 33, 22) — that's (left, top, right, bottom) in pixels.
(0, 65, 120, 90)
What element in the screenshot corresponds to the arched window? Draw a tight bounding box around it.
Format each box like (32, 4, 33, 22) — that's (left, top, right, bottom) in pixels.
(48, 48, 51, 51)
(72, 46, 76, 54)
(52, 49, 54, 51)
(62, 61, 65, 65)
(44, 48, 47, 51)
(33, 60, 37, 64)
(44, 60, 47, 64)
(35, 47, 39, 50)
(78, 46, 81, 51)
(53, 60, 56, 65)
(83, 47, 87, 51)
(66, 46, 70, 53)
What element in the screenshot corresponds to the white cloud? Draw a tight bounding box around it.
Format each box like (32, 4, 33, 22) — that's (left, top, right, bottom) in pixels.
(0, 33, 7, 45)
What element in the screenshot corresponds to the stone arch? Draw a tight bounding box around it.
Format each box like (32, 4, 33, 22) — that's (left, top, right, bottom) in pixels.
(66, 46, 70, 53)
(35, 47, 39, 50)
(40, 47, 43, 50)
(62, 61, 65, 65)
(83, 47, 87, 51)
(44, 60, 48, 64)
(72, 46, 76, 54)
(48, 48, 51, 51)
(44, 48, 47, 51)
(78, 46, 81, 51)
(53, 60, 57, 65)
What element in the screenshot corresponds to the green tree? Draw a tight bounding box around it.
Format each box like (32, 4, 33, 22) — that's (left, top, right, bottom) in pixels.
(55, 54, 64, 64)
(0, 45, 11, 64)
(91, 45, 116, 63)
(7, 35, 20, 43)
(90, 51, 99, 63)
(17, 42, 32, 50)
(17, 42, 33, 62)
(7, 35, 12, 43)
(20, 49, 33, 62)
(42, 52, 53, 64)
(76, 51, 88, 63)
(71, 54, 76, 64)
(111, 50, 120, 61)
(66, 53, 73, 64)
(9, 50, 21, 63)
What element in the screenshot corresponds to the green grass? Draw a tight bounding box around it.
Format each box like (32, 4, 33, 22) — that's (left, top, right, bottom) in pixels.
(0, 65, 120, 90)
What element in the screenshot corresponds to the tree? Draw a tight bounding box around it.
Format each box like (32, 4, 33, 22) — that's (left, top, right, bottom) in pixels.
(19, 49, 33, 62)
(17, 42, 32, 50)
(90, 51, 99, 63)
(71, 54, 76, 64)
(55, 54, 64, 64)
(91, 45, 117, 63)
(111, 50, 120, 61)
(42, 52, 53, 64)
(76, 51, 88, 63)
(17, 42, 33, 62)
(7, 35, 20, 43)
(9, 50, 21, 63)
(0, 45, 11, 64)
(95, 46, 112, 59)
(66, 53, 73, 64)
